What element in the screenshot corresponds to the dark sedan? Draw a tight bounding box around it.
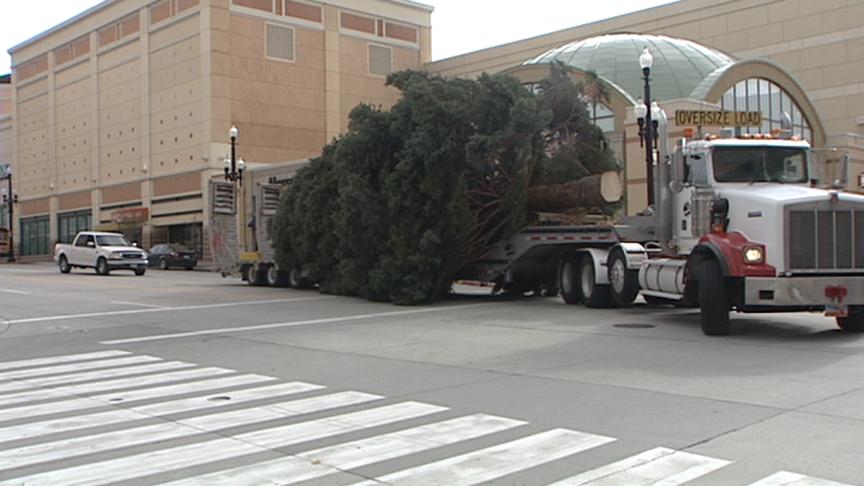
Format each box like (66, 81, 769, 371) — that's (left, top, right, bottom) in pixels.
(148, 244, 198, 270)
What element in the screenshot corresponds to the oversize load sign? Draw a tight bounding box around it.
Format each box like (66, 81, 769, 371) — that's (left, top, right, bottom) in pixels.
(675, 110, 762, 127)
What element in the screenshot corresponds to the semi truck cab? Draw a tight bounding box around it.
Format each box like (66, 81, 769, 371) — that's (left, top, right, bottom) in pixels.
(649, 136, 864, 334)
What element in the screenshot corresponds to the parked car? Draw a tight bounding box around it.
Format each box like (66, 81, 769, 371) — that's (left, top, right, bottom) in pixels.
(148, 244, 198, 270)
(54, 231, 148, 276)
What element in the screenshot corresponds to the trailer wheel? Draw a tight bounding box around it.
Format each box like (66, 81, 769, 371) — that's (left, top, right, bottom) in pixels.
(245, 265, 266, 286)
(558, 257, 581, 305)
(698, 258, 730, 335)
(608, 248, 639, 307)
(289, 268, 313, 289)
(837, 307, 864, 332)
(577, 254, 613, 308)
(265, 266, 292, 288)
(265, 265, 279, 287)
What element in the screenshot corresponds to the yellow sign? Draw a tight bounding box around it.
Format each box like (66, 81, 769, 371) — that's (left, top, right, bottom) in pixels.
(675, 110, 762, 127)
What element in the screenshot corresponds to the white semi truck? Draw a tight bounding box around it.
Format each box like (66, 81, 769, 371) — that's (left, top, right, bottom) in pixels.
(211, 131, 864, 335)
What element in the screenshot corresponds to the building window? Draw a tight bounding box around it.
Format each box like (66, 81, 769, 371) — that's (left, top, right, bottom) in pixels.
(587, 101, 615, 133)
(58, 210, 92, 244)
(0, 207, 6, 229)
(20, 216, 50, 256)
(719, 78, 812, 142)
(369, 44, 392, 77)
(266, 23, 295, 62)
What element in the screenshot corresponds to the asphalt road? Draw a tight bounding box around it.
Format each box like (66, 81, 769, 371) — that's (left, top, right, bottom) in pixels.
(0, 262, 862, 485)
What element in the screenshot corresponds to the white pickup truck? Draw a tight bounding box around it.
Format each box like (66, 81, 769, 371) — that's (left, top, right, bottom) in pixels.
(54, 231, 148, 276)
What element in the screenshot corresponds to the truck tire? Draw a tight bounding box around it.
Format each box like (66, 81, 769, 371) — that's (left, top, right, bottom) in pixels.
(837, 307, 864, 332)
(134, 268, 146, 276)
(577, 254, 613, 308)
(558, 257, 581, 304)
(96, 258, 111, 276)
(607, 248, 639, 307)
(265, 265, 279, 287)
(58, 255, 71, 274)
(245, 265, 266, 286)
(698, 258, 730, 336)
(266, 266, 292, 287)
(289, 268, 312, 289)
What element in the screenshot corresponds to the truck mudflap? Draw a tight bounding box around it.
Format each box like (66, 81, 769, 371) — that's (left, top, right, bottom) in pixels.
(744, 277, 864, 309)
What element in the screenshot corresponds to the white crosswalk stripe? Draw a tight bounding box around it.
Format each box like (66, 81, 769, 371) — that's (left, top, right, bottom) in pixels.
(0, 351, 852, 486)
(0, 350, 131, 371)
(12, 360, 195, 387)
(0, 381, 324, 443)
(0, 391, 381, 472)
(6, 402, 447, 486)
(0, 361, 198, 393)
(549, 447, 730, 485)
(0, 374, 275, 423)
(0, 355, 161, 381)
(161, 413, 527, 485)
(0, 366, 234, 407)
(749, 471, 854, 486)
(352, 428, 616, 486)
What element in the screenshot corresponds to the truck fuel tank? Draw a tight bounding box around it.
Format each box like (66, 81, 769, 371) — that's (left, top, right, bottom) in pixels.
(638, 258, 687, 298)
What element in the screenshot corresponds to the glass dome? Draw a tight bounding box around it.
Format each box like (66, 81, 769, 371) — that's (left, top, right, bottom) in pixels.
(525, 33, 734, 101)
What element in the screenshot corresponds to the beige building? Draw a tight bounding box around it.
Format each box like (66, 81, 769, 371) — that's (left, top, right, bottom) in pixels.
(428, 0, 864, 211)
(6, 0, 431, 258)
(0, 74, 10, 231)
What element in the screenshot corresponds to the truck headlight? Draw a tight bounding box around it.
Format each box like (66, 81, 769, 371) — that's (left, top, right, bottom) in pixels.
(108, 252, 123, 260)
(743, 246, 764, 264)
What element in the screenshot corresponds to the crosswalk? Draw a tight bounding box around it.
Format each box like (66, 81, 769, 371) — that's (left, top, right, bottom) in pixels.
(0, 350, 854, 485)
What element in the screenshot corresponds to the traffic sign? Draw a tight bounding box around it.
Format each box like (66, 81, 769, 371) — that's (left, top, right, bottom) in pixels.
(674, 110, 762, 127)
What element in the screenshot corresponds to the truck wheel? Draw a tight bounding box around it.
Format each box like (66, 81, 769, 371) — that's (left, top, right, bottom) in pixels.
(837, 307, 864, 332)
(265, 265, 279, 286)
(558, 257, 581, 305)
(698, 258, 730, 336)
(289, 268, 312, 289)
(58, 256, 71, 274)
(267, 266, 291, 287)
(134, 268, 146, 276)
(96, 258, 111, 276)
(245, 265, 266, 286)
(577, 254, 613, 308)
(608, 248, 639, 307)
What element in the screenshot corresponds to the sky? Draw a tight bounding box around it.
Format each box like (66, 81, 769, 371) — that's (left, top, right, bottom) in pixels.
(1, 0, 678, 73)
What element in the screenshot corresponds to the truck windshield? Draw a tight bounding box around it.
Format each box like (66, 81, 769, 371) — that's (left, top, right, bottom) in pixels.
(713, 146, 808, 183)
(96, 235, 130, 247)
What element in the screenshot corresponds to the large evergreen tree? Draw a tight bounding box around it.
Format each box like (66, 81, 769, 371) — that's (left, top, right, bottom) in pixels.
(271, 64, 618, 304)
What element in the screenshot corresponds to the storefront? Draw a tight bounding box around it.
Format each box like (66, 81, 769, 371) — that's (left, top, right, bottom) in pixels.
(96, 207, 148, 247)
(57, 210, 92, 244)
(20, 215, 50, 256)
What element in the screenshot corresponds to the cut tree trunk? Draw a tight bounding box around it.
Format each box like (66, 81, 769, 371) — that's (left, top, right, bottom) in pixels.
(527, 171, 622, 211)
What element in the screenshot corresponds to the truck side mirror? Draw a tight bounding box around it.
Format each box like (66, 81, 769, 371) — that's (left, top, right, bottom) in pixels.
(132, 242, 139, 247)
(86, 240, 95, 248)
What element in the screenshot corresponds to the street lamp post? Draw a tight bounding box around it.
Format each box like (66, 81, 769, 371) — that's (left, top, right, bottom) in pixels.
(639, 47, 655, 206)
(1, 164, 17, 262)
(225, 125, 245, 185)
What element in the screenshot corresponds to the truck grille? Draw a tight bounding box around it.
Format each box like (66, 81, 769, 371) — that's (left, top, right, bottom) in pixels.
(788, 208, 864, 271)
(122, 253, 143, 259)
